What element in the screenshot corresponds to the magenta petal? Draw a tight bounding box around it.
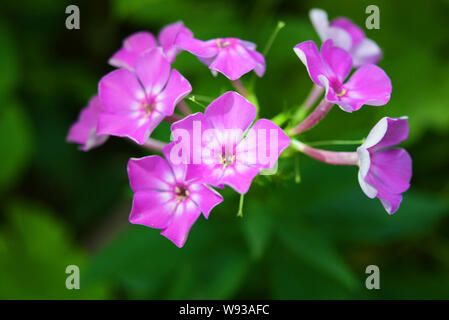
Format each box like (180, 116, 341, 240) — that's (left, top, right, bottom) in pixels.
(330, 17, 365, 47)
(154, 69, 192, 116)
(98, 68, 144, 114)
(135, 48, 171, 96)
(309, 8, 330, 42)
(129, 191, 177, 229)
(247, 49, 266, 77)
(175, 33, 218, 58)
(237, 119, 290, 169)
(205, 91, 257, 136)
(352, 38, 382, 68)
(365, 148, 412, 195)
(209, 44, 256, 80)
(98, 111, 164, 145)
(109, 32, 157, 70)
(294, 40, 326, 87)
(339, 64, 392, 111)
(170, 112, 210, 167)
(98, 68, 165, 144)
(160, 200, 202, 248)
(158, 21, 193, 63)
(67, 95, 108, 151)
(127, 156, 175, 192)
(189, 184, 223, 219)
(364, 117, 409, 151)
(321, 39, 352, 82)
(220, 163, 260, 194)
(377, 191, 403, 215)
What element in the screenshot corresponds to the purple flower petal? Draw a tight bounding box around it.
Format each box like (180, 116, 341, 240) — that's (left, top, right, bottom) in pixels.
(160, 200, 202, 248)
(209, 43, 257, 80)
(189, 184, 223, 218)
(128, 156, 175, 192)
(321, 39, 352, 82)
(294, 40, 326, 86)
(246, 48, 266, 77)
(330, 17, 365, 47)
(309, 8, 330, 42)
(205, 91, 257, 137)
(154, 69, 192, 116)
(129, 191, 177, 229)
(97, 111, 164, 145)
(175, 33, 218, 58)
(158, 21, 193, 63)
(338, 64, 392, 111)
(219, 163, 261, 194)
(109, 32, 157, 70)
(352, 38, 382, 68)
(67, 95, 108, 151)
(377, 191, 403, 215)
(363, 117, 409, 151)
(135, 48, 171, 97)
(98, 68, 144, 114)
(237, 119, 290, 169)
(365, 148, 412, 195)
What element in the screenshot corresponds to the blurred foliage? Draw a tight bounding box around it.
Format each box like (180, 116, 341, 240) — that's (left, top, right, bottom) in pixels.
(0, 0, 448, 299)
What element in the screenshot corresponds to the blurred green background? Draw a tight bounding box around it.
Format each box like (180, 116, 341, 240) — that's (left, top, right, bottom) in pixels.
(0, 0, 449, 299)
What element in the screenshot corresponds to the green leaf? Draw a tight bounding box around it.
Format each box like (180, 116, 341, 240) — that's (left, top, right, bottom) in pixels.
(85, 225, 183, 298)
(0, 102, 34, 193)
(0, 201, 110, 299)
(0, 23, 18, 97)
(166, 248, 249, 299)
(277, 219, 358, 290)
(269, 244, 355, 299)
(241, 199, 274, 260)
(306, 190, 449, 244)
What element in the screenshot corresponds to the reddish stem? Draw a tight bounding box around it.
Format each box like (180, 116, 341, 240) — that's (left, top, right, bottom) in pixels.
(290, 98, 333, 135)
(177, 100, 192, 116)
(231, 79, 249, 97)
(143, 138, 166, 152)
(292, 140, 358, 166)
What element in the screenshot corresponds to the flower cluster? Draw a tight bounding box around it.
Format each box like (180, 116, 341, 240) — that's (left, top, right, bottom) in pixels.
(68, 8, 412, 247)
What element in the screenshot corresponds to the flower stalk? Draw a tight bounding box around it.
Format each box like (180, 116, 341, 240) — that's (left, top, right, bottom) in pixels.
(289, 98, 334, 135)
(177, 100, 192, 116)
(142, 138, 166, 152)
(291, 139, 358, 166)
(232, 79, 249, 97)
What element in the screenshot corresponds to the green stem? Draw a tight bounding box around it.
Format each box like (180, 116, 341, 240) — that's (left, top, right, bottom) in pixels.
(187, 96, 207, 109)
(249, 20, 285, 90)
(294, 155, 301, 183)
(262, 20, 286, 56)
(237, 193, 245, 217)
(306, 139, 365, 147)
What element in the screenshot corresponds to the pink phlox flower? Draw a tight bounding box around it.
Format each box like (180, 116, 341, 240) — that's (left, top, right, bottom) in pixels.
(127, 143, 223, 248)
(309, 8, 382, 67)
(175, 33, 266, 80)
(167, 91, 290, 194)
(109, 21, 193, 69)
(98, 48, 192, 145)
(357, 117, 412, 214)
(294, 39, 391, 112)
